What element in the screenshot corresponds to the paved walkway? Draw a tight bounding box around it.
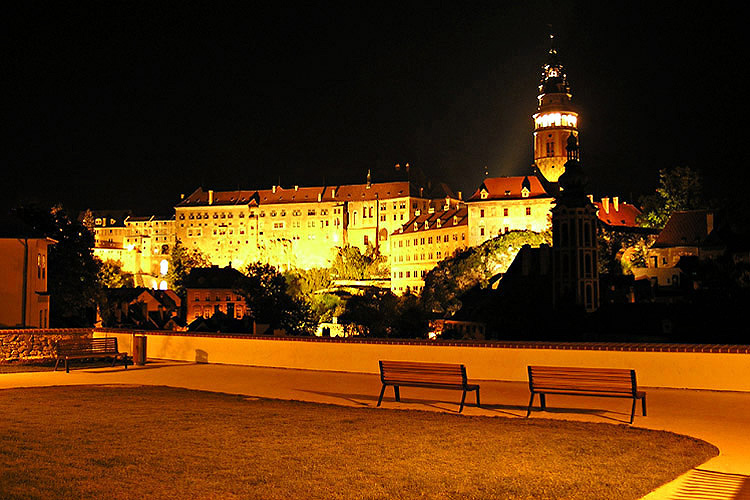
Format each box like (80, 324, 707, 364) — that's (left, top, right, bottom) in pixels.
(2, 361, 749, 498)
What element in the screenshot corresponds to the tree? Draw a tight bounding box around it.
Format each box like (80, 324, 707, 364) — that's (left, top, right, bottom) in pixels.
(421, 230, 551, 315)
(284, 267, 343, 324)
(166, 239, 211, 296)
(330, 245, 389, 280)
(637, 166, 706, 229)
(13, 204, 102, 326)
(338, 289, 428, 338)
(237, 263, 314, 335)
(97, 259, 134, 288)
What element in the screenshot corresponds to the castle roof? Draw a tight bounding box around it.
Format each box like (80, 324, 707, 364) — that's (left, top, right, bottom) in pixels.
(593, 199, 642, 228)
(394, 207, 468, 235)
(185, 266, 247, 290)
(467, 176, 551, 201)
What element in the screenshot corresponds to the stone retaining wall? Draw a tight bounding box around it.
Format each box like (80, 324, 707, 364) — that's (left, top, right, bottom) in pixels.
(0, 329, 92, 361)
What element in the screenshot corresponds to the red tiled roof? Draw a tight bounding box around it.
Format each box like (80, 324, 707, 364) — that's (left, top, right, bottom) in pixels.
(395, 207, 469, 235)
(176, 182, 426, 208)
(594, 200, 642, 227)
(468, 176, 551, 201)
(654, 210, 715, 248)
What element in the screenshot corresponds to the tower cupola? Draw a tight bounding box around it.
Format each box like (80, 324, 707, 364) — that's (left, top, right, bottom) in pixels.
(533, 34, 579, 184)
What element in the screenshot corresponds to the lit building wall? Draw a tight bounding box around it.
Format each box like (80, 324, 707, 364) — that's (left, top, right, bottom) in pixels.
(466, 176, 554, 247)
(0, 237, 52, 328)
(389, 208, 469, 294)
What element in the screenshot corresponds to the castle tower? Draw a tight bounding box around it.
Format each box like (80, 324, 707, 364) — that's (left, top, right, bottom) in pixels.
(533, 35, 579, 183)
(551, 134, 599, 312)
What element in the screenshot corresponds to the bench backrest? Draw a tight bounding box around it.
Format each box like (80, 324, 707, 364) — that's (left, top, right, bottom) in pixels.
(56, 337, 119, 355)
(379, 360, 468, 386)
(528, 366, 638, 396)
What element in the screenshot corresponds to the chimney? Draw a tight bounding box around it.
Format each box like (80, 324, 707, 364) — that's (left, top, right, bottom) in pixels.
(331, 188, 335, 198)
(180, 193, 185, 200)
(317, 193, 322, 202)
(272, 185, 277, 194)
(601, 197, 610, 214)
(208, 190, 214, 205)
(458, 191, 462, 200)
(294, 185, 299, 191)
(707, 212, 714, 235)
(613, 196, 619, 212)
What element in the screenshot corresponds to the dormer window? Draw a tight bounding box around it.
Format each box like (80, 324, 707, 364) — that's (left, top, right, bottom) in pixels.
(505, 190, 511, 196)
(436, 219, 442, 228)
(480, 189, 488, 200)
(521, 187, 530, 198)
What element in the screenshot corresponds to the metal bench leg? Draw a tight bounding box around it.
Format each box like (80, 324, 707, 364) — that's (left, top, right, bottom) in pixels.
(630, 398, 637, 424)
(459, 390, 467, 413)
(394, 386, 400, 402)
(65, 359, 70, 374)
(54, 358, 60, 372)
(377, 384, 386, 407)
(475, 388, 481, 408)
(641, 395, 647, 416)
(526, 393, 535, 417)
(539, 393, 547, 411)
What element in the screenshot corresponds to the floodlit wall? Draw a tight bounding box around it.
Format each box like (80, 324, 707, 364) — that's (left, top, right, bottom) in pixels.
(94, 329, 750, 392)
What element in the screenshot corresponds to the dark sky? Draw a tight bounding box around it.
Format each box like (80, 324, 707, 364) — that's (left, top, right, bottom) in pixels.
(7, 2, 746, 215)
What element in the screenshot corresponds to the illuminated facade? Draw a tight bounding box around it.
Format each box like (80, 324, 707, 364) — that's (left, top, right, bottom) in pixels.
(184, 266, 248, 322)
(91, 212, 175, 289)
(0, 217, 55, 328)
(466, 176, 554, 247)
(533, 35, 578, 183)
(175, 180, 438, 271)
(389, 207, 469, 294)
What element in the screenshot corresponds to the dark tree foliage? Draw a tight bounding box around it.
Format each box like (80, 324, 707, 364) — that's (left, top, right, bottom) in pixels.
(14, 204, 102, 326)
(330, 245, 389, 280)
(237, 263, 314, 335)
(338, 289, 428, 338)
(97, 259, 134, 288)
(284, 268, 343, 324)
(166, 239, 211, 297)
(421, 230, 551, 315)
(637, 166, 706, 229)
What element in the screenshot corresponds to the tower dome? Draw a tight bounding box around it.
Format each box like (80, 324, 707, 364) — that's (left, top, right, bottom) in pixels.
(532, 34, 579, 183)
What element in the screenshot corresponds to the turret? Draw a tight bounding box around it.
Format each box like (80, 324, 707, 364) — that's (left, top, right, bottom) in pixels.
(533, 34, 579, 183)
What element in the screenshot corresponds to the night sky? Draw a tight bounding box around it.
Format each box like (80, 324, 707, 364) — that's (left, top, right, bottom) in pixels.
(8, 2, 746, 216)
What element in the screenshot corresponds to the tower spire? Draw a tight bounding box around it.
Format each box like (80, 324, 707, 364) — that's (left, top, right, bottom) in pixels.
(532, 34, 579, 184)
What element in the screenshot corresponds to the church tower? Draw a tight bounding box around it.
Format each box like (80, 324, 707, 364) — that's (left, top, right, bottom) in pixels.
(551, 134, 599, 312)
(533, 35, 579, 183)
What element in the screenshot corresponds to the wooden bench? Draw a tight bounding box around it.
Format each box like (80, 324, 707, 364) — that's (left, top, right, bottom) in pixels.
(54, 337, 128, 373)
(377, 360, 480, 413)
(526, 365, 646, 424)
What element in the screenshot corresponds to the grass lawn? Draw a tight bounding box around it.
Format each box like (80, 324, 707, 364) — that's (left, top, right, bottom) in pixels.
(0, 385, 716, 500)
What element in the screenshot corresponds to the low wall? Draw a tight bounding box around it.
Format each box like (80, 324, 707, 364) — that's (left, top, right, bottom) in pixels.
(95, 329, 750, 392)
(0, 329, 91, 361)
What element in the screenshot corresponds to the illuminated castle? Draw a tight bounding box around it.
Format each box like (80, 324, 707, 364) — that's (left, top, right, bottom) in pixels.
(533, 35, 579, 183)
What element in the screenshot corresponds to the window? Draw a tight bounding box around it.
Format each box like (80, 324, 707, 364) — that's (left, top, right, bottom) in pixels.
(480, 227, 485, 236)
(503, 208, 509, 217)
(526, 207, 531, 216)
(480, 209, 485, 218)
(546, 141, 554, 157)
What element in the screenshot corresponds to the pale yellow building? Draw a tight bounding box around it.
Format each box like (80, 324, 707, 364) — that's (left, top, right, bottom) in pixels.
(175, 180, 443, 272)
(466, 176, 554, 247)
(91, 212, 176, 289)
(0, 217, 55, 328)
(389, 207, 469, 294)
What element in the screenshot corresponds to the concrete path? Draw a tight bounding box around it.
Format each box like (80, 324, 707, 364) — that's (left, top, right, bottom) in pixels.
(2, 360, 749, 498)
